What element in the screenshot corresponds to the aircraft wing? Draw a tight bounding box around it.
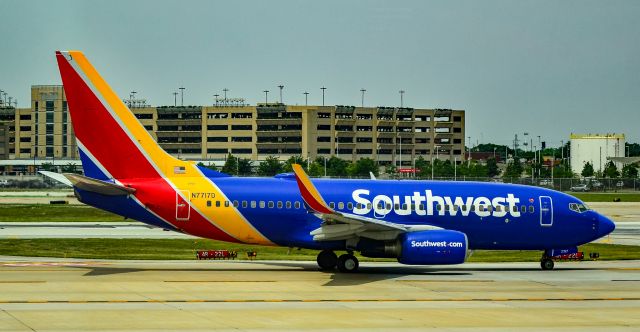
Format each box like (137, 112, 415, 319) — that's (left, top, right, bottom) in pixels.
(291, 164, 440, 241)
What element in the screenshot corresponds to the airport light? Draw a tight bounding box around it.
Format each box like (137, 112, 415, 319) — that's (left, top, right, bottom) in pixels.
(223, 88, 229, 106)
(179, 87, 185, 106)
(278, 85, 284, 104)
(213, 94, 219, 106)
(263, 90, 269, 104)
(399, 90, 405, 108)
(303, 91, 309, 106)
(321, 87, 327, 106)
(360, 88, 366, 107)
(172, 92, 178, 106)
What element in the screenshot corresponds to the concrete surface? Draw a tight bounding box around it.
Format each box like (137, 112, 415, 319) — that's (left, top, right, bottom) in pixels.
(0, 257, 638, 331)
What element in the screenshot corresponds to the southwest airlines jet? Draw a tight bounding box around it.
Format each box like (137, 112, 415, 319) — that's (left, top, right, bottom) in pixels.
(44, 51, 615, 272)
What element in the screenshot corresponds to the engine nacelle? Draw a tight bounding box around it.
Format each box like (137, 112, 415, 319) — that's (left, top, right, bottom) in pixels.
(357, 230, 469, 265)
(397, 230, 468, 265)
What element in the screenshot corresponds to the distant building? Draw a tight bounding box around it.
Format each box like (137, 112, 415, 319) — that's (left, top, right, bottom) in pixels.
(570, 133, 625, 175)
(1, 85, 467, 173)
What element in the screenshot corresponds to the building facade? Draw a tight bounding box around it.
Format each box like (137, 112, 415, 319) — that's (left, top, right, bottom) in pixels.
(570, 133, 625, 175)
(5, 85, 466, 168)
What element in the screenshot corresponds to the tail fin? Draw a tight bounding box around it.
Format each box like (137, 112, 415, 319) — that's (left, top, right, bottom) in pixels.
(56, 51, 186, 180)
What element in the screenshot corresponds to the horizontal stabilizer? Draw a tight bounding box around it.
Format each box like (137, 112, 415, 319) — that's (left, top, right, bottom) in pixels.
(39, 171, 135, 196)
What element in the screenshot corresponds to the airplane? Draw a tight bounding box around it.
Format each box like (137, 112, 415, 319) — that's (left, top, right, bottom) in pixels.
(43, 50, 615, 272)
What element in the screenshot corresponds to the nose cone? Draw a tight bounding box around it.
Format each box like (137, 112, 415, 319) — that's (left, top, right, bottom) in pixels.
(597, 213, 616, 239)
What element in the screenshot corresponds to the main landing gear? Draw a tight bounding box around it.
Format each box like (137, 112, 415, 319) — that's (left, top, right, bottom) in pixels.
(540, 256, 555, 271)
(316, 250, 359, 273)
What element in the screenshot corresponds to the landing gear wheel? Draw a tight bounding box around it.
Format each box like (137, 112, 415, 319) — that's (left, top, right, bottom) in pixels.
(317, 250, 338, 270)
(541, 258, 555, 270)
(337, 254, 359, 273)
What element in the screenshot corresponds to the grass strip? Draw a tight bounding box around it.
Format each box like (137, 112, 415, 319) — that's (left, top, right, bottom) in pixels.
(0, 205, 123, 222)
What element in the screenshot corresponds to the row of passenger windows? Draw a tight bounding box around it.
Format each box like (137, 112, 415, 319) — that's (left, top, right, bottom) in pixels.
(207, 199, 536, 214)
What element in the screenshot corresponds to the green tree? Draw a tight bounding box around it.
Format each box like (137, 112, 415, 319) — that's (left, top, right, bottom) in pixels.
(603, 161, 620, 178)
(257, 156, 283, 176)
(326, 156, 350, 177)
(503, 158, 523, 179)
(414, 156, 431, 177)
(221, 154, 238, 175)
(61, 163, 79, 173)
(282, 155, 308, 172)
(347, 158, 378, 177)
(41, 162, 54, 172)
(308, 158, 326, 177)
(237, 158, 253, 176)
(486, 158, 500, 177)
(581, 162, 594, 178)
(383, 163, 397, 176)
(552, 165, 575, 178)
(622, 163, 638, 178)
(197, 162, 217, 171)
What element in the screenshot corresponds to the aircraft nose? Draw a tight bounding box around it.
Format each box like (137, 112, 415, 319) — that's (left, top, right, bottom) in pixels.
(597, 213, 616, 238)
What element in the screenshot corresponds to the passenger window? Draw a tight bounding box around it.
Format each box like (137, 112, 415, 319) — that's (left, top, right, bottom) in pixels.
(367, 203, 372, 210)
(251, 201, 256, 208)
(338, 202, 344, 210)
(395, 203, 400, 210)
(461, 205, 467, 212)
(277, 201, 283, 209)
(487, 205, 493, 212)
(512, 205, 517, 213)
(377, 202, 383, 209)
(436, 204, 441, 211)
(453, 205, 459, 212)
(521, 205, 526, 213)
(294, 201, 301, 209)
(206, 200, 211, 207)
(495, 205, 502, 212)
(242, 201, 247, 208)
(386, 203, 392, 210)
(286, 201, 291, 209)
(225, 201, 230, 207)
(216, 201, 221, 207)
(233, 200, 239, 207)
(419, 204, 425, 210)
(268, 201, 274, 208)
(470, 205, 475, 212)
(259, 201, 265, 208)
(347, 202, 353, 210)
(330, 202, 335, 209)
(529, 205, 535, 213)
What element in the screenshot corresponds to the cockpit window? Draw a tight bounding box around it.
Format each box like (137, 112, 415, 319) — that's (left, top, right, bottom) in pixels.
(569, 202, 590, 213)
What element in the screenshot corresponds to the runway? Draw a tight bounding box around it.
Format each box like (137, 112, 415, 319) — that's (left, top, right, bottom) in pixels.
(0, 257, 638, 331)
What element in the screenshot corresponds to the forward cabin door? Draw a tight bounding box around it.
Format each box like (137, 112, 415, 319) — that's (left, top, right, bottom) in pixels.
(176, 190, 191, 221)
(539, 196, 553, 227)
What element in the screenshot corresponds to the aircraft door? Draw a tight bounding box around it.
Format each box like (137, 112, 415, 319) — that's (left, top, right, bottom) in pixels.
(539, 196, 553, 227)
(176, 190, 191, 221)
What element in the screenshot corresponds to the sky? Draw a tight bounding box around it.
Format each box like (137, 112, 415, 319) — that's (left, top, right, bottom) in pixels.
(0, 0, 639, 146)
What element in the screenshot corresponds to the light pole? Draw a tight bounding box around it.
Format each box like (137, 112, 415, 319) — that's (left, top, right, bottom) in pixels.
(223, 88, 229, 106)
(399, 90, 405, 108)
(278, 85, 284, 104)
(0, 90, 3, 106)
(172, 92, 178, 106)
(360, 89, 366, 107)
(213, 94, 219, 106)
(179, 87, 185, 106)
(303, 92, 309, 106)
(454, 156, 458, 181)
(321, 87, 327, 106)
(263, 90, 269, 104)
(493, 147, 496, 160)
(398, 133, 402, 170)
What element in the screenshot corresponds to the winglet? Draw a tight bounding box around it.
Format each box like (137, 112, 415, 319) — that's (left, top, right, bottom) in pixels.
(291, 164, 335, 214)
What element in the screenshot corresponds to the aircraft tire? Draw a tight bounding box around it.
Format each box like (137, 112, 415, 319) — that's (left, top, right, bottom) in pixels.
(540, 258, 554, 270)
(317, 250, 338, 270)
(337, 254, 359, 273)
